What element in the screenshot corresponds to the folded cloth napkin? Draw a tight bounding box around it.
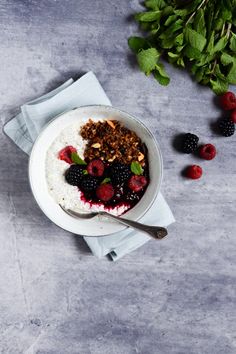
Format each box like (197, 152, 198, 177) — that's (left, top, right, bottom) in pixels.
(4, 71, 175, 260)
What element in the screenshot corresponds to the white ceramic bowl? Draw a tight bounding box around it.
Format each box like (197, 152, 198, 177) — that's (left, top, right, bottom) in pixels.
(29, 105, 163, 236)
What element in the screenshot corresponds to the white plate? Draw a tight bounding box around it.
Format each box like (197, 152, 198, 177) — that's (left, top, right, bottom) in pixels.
(29, 105, 163, 236)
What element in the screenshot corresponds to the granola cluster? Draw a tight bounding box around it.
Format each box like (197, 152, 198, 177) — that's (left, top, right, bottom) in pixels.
(80, 119, 147, 165)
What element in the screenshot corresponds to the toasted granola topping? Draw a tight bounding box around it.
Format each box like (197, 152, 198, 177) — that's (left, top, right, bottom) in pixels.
(80, 119, 147, 165)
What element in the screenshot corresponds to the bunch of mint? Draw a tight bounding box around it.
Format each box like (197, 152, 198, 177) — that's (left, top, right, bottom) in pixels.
(128, 0, 236, 94)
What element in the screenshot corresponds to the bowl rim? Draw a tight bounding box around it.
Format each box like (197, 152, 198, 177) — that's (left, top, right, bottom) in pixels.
(28, 104, 163, 237)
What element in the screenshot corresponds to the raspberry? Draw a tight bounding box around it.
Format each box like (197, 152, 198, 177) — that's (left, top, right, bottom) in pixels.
(199, 144, 216, 160)
(96, 184, 114, 202)
(58, 146, 77, 164)
(182, 133, 199, 154)
(110, 163, 131, 185)
(87, 159, 104, 177)
(186, 165, 202, 179)
(230, 109, 236, 124)
(128, 175, 148, 192)
(65, 165, 84, 186)
(80, 176, 99, 192)
(220, 92, 236, 110)
(219, 118, 235, 137)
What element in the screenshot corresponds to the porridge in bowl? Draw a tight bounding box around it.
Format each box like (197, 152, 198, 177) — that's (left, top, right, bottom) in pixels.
(46, 118, 149, 216)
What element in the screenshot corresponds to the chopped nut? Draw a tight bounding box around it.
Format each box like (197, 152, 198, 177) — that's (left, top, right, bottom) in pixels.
(108, 156, 116, 162)
(107, 120, 116, 129)
(91, 143, 101, 148)
(138, 152, 144, 161)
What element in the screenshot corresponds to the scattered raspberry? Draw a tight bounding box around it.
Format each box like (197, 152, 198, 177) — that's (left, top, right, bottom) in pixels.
(186, 165, 202, 179)
(182, 133, 199, 154)
(199, 144, 216, 160)
(96, 184, 114, 202)
(58, 146, 77, 164)
(230, 109, 236, 124)
(220, 92, 236, 110)
(87, 159, 104, 177)
(219, 118, 235, 137)
(128, 175, 148, 192)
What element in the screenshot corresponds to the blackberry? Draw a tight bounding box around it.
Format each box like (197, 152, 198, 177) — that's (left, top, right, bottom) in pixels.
(125, 191, 141, 204)
(80, 176, 99, 192)
(110, 163, 131, 185)
(219, 118, 235, 137)
(182, 133, 199, 153)
(65, 165, 84, 186)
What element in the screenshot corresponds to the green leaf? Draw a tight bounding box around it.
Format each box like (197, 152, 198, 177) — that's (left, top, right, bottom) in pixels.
(101, 177, 111, 184)
(137, 48, 160, 75)
(82, 170, 88, 175)
(128, 37, 150, 54)
(230, 33, 236, 52)
(221, 53, 234, 66)
(213, 36, 227, 54)
(145, 0, 166, 10)
(153, 63, 170, 85)
(135, 11, 161, 22)
(131, 161, 143, 175)
(227, 62, 236, 84)
(210, 78, 228, 95)
(184, 45, 201, 60)
(193, 9, 206, 37)
(71, 152, 87, 165)
(184, 26, 207, 52)
(206, 31, 215, 54)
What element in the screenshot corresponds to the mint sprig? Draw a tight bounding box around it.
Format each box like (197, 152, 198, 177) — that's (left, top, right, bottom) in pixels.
(101, 177, 111, 184)
(129, 0, 236, 94)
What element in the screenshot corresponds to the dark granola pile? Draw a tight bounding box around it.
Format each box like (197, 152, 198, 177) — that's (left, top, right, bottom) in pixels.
(80, 119, 147, 166)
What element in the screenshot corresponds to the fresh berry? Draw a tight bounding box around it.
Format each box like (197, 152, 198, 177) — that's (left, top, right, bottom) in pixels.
(128, 175, 148, 192)
(58, 146, 77, 164)
(219, 118, 235, 137)
(80, 176, 99, 192)
(186, 165, 202, 179)
(182, 133, 199, 154)
(65, 165, 84, 186)
(87, 159, 104, 177)
(125, 191, 141, 204)
(96, 184, 114, 202)
(230, 109, 236, 124)
(220, 92, 236, 110)
(110, 163, 131, 185)
(199, 144, 216, 160)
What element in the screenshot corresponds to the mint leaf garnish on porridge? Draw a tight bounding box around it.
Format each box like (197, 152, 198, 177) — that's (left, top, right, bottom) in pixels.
(131, 161, 143, 176)
(71, 152, 87, 165)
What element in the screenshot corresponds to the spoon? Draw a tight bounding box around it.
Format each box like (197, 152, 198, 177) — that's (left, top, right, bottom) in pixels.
(60, 205, 168, 240)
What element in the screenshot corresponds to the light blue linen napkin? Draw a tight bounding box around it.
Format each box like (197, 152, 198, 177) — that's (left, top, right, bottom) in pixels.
(4, 71, 175, 260)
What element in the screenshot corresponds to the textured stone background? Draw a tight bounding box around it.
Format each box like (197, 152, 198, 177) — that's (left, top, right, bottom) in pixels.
(0, 1, 236, 353)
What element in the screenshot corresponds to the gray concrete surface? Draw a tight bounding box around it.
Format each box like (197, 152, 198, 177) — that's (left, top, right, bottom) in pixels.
(0, 1, 236, 353)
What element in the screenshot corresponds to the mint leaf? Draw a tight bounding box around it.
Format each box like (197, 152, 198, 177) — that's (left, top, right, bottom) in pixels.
(101, 177, 111, 184)
(83, 170, 88, 175)
(230, 33, 236, 52)
(153, 63, 170, 85)
(135, 11, 161, 22)
(131, 162, 143, 175)
(128, 37, 150, 54)
(210, 78, 228, 95)
(213, 36, 227, 54)
(184, 27, 207, 52)
(71, 152, 87, 165)
(137, 48, 160, 75)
